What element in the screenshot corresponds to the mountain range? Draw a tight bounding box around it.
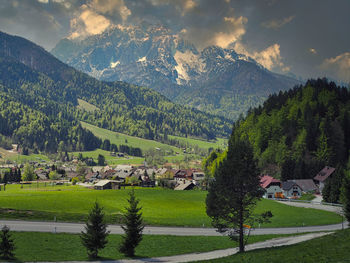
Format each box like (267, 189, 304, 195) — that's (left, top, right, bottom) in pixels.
(52, 24, 300, 120)
(0, 31, 230, 153)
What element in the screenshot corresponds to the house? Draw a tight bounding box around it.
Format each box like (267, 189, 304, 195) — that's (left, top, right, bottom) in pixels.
(94, 180, 121, 190)
(193, 172, 205, 184)
(288, 179, 318, 193)
(282, 181, 302, 198)
(260, 175, 283, 199)
(174, 169, 194, 181)
(314, 166, 336, 192)
(35, 170, 48, 180)
(174, 180, 195, 190)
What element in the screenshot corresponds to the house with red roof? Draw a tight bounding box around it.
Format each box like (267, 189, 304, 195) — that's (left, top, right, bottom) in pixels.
(314, 166, 336, 192)
(260, 175, 283, 199)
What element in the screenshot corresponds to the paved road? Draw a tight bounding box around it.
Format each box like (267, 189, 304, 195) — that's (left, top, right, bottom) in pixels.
(26, 232, 333, 263)
(0, 200, 347, 236)
(0, 219, 347, 236)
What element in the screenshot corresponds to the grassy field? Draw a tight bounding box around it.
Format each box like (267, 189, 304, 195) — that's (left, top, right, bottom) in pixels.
(167, 134, 227, 150)
(194, 228, 350, 263)
(0, 147, 51, 163)
(5, 232, 294, 262)
(77, 98, 99, 112)
(0, 185, 342, 227)
(81, 121, 183, 153)
(299, 193, 317, 201)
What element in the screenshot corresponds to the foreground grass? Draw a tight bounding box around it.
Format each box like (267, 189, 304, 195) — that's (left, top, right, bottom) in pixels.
(0, 185, 342, 227)
(194, 228, 350, 263)
(8, 232, 293, 262)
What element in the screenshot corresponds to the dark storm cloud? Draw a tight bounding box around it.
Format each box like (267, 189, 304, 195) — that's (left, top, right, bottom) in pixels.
(0, 0, 349, 82)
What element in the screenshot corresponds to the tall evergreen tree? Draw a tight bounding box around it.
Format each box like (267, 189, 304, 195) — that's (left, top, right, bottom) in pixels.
(206, 135, 271, 253)
(119, 189, 144, 257)
(341, 172, 350, 224)
(0, 225, 15, 260)
(80, 202, 109, 259)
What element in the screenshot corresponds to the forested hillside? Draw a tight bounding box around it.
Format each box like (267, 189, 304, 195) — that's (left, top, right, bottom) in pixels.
(0, 31, 231, 153)
(205, 79, 350, 181)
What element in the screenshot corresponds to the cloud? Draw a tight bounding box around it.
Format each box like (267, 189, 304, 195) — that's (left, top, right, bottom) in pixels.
(321, 52, 350, 82)
(261, 15, 295, 30)
(69, 7, 111, 39)
(309, 48, 317, 54)
(68, 0, 131, 39)
(233, 42, 289, 72)
(210, 16, 247, 48)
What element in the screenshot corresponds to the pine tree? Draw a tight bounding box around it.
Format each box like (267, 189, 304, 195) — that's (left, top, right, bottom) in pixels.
(341, 172, 350, 224)
(80, 202, 109, 259)
(0, 225, 15, 260)
(206, 135, 271, 253)
(119, 189, 144, 257)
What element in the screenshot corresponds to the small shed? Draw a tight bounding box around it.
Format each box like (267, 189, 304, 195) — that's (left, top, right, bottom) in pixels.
(94, 180, 121, 190)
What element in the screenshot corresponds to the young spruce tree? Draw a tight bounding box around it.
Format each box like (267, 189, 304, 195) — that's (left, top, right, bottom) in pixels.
(0, 225, 15, 260)
(81, 202, 109, 259)
(119, 189, 144, 257)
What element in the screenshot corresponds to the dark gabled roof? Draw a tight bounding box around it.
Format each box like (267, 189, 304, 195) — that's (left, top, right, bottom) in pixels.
(314, 166, 336, 182)
(288, 179, 318, 192)
(282, 181, 298, 191)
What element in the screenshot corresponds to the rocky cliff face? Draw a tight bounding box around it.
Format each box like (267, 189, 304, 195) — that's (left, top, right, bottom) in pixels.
(52, 24, 299, 120)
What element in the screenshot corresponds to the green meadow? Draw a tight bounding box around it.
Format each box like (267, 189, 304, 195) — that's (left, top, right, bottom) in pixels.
(5, 232, 296, 262)
(0, 185, 342, 227)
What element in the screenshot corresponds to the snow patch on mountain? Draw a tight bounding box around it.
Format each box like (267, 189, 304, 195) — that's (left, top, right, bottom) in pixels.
(174, 50, 205, 84)
(110, 61, 120, 68)
(138, 56, 147, 62)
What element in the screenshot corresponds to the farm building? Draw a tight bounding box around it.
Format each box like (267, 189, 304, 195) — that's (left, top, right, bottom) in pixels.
(94, 180, 122, 190)
(175, 180, 195, 190)
(260, 175, 283, 199)
(314, 166, 336, 192)
(282, 181, 302, 198)
(288, 179, 318, 193)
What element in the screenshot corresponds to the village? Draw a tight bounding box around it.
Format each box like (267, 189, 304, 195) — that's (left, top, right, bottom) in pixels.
(0, 156, 336, 201)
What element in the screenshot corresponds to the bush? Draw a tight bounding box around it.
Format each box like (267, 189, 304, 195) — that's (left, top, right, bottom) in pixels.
(71, 177, 79, 185)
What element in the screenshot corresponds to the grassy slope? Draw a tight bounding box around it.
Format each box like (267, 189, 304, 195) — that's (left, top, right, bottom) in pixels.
(194, 229, 350, 263)
(10, 232, 291, 262)
(0, 185, 342, 227)
(77, 98, 99, 112)
(81, 121, 183, 153)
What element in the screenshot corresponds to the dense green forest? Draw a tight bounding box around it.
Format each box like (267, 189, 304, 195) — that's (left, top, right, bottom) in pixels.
(204, 79, 350, 183)
(0, 31, 231, 153)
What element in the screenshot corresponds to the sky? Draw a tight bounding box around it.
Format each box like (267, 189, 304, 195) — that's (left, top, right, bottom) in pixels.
(0, 0, 349, 83)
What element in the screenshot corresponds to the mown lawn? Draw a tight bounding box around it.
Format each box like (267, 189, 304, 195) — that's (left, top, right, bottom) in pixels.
(193, 228, 350, 263)
(0, 185, 342, 227)
(4, 232, 292, 262)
